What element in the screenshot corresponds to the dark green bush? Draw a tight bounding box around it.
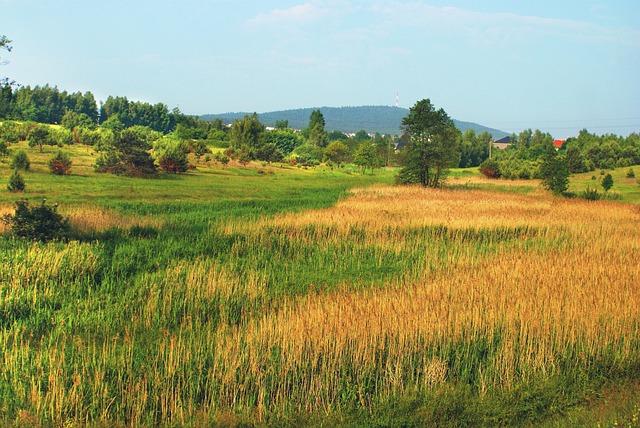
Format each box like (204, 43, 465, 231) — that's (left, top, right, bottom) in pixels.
(479, 158, 501, 178)
(601, 173, 614, 192)
(10, 149, 30, 171)
(7, 170, 25, 192)
(48, 150, 73, 175)
(1, 199, 69, 242)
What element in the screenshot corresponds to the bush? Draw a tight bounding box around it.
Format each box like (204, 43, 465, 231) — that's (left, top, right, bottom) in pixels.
(48, 151, 73, 175)
(0, 140, 9, 157)
(626, 168, 635, 178)
(7, 170, 25, 192)
(1, 199, 69, 242)
(580, 187, 601, 201)
(601, 173, 614, 192)
(479, 158, 501, 178)
(158, 144, 188, 173)
(10, 149, 30, 171)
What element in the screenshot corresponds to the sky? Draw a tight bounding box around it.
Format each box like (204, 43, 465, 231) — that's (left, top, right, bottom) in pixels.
(1, 0, 639, 137)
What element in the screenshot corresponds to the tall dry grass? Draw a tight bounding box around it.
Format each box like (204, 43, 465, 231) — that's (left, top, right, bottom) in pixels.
(1, 185, 639, 424)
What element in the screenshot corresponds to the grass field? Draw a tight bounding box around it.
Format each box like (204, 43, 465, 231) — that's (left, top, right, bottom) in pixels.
(1, 142, 639, 426)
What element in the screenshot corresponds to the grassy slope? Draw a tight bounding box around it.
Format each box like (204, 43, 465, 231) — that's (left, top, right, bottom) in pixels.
(1, 142, 639, 426)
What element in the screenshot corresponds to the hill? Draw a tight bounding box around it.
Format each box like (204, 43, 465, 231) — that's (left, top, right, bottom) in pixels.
(201, 105, 509, 139)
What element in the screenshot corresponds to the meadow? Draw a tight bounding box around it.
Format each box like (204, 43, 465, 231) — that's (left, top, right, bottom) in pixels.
(0, 143, 639, 426)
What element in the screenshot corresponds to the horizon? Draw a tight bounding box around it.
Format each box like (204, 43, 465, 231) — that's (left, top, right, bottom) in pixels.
(3, 0, 639, 139)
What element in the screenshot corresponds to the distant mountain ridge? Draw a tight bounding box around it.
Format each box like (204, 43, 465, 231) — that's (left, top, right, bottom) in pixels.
(201, 106, 509, 139)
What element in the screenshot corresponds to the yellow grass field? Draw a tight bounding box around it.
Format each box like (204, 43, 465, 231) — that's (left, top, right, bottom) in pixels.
(1, 183, 639, 425)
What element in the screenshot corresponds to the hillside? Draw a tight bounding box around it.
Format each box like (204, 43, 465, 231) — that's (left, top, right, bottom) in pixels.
(201, 105, 509, 139)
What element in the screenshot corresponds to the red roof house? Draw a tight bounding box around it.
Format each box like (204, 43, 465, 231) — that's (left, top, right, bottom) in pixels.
(553, 139, 566, 149)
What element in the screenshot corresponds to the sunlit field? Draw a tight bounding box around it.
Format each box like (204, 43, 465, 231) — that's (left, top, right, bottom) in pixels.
(1, 143, 639, 426)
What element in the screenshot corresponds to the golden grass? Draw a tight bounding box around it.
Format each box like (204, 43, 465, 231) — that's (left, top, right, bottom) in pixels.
(2, 184, 639, 423)
(209, 185, 640, 413)
(0, 204, 163, 234)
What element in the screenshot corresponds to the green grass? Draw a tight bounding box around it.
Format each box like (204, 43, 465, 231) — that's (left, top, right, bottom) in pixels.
(1, 142, 639, 426)
(569, 167, 640, 203)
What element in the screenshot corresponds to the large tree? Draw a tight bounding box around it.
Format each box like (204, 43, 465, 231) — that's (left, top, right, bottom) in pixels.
(539, 146, 569, 195)
(306, 109, 328, 147)
(230, 113, 265, 153)
(397, 99, 460, 187)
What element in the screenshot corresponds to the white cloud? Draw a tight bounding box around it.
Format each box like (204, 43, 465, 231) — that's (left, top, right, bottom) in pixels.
(371, 1, 639, 47)
(246, 3, 329, 28)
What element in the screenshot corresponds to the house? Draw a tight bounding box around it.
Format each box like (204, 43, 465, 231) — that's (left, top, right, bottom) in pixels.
(492, 136, 511, 150)
(553, 139, 566, 149)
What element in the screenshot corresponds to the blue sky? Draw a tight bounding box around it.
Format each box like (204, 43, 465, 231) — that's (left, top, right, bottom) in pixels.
(2, 0, 639, 137)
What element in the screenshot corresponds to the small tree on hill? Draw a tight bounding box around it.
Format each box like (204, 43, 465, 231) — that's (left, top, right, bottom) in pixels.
(48, 151, 73, 175)
(601, 173, 614, 192)
(28, 124, 53, 152)
(7, 169, 25, 192)
(158, 144, 188, 173)
(10, 149, 30, 170)
(94, 128, 156, 176)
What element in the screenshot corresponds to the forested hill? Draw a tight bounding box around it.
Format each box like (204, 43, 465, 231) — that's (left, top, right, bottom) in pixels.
(201, 106, 509, 139)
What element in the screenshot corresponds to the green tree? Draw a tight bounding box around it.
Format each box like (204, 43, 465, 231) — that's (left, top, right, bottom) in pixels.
(291, 143, 323, 165)
(353, 142, 381, 174)
(230, 113, 265, 154)
(255, 143, 283, 163)
(601, 173, 614, 192)
(275, 119, 289, 130)
(565, 145, 587, 173)
(95, 128, 156, 176)
(323, 141, 349, 168)
(539, 149, 569, 195)
(1, 199, 69, 242)
(48, 151, 73, 175)
(7, 169, 25, 192)
(28, 124, 53, 152)
(61, 110, 96, 130)
(397, 99, 461, 187)
(158, 143, 189, 173)
(354, 130, 371, 141)
(328, 130, 348, 141)
(10, 149, 30, 170)
(306, 109, 328, 147)
(264, 129, 303, 155)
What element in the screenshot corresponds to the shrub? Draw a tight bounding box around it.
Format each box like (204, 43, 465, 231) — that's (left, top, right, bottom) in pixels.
(10, 149, 30, 171)
(581, 187, 601, 201)
(601, 173, 614, 192)
(7, 170, 25, 192)
(48, 151, 73, 175)
(94, 150, 122, 174)
(0, 140, 9, 157)
(479, 158, 501, 178)
(626, 168, 635, 178)
(158, 145, 188, 173)
(1, 199, 69, 242)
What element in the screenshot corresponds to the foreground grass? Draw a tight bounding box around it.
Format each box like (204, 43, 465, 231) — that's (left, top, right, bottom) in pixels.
(1, 143, 639, 426)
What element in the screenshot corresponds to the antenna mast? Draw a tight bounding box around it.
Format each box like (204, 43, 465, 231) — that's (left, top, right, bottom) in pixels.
(395, 92, 399, 108)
